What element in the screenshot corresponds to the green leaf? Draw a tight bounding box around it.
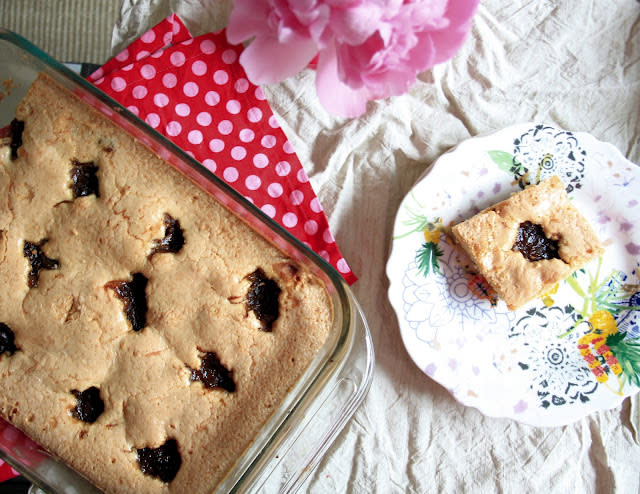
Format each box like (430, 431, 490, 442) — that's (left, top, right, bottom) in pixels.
(607, 333, 640, 388)
(415, 242, 443, 277)
(488, 150, 516, 174)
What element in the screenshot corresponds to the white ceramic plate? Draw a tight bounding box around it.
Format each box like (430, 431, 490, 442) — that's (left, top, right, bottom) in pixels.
(387, 123, 640, 427)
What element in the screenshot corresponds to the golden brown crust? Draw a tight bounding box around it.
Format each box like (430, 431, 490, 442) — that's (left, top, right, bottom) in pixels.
(452, 176, 603, 310)
(0, 74, 333, 493)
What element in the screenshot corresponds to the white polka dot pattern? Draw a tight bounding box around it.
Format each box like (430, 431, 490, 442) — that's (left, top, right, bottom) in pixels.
(89, 14, 355, 283)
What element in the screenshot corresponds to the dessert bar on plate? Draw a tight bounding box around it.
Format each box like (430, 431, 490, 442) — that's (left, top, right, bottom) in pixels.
(452, 175, 604, 310)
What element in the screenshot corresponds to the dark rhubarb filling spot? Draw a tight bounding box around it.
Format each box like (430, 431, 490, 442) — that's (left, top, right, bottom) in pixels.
(512, 221, 560, 262)
(137, 438, 181, 483)
(23, 239, 60, 288)
(246, 268, 281, 331)
(105, 273, 148, 331)
(0, 323, 18, 356)
(70, 159, 99, 198)
(9, 119, 24, 160)
(190, 352, 236, 392)
(70, 386, 104, 423)
(149, 213, 184, 257)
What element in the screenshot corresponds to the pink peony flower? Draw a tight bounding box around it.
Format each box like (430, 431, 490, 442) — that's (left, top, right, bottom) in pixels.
(227, 0, 479, 118)
(226, 0, 330, 83)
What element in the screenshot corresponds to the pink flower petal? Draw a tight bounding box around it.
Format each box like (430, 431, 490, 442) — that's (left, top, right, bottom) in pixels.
(428, 23, 473, 65)
(226, 0, 270, 44)
(316, 41, 369, 118)
(443, 0, 480, 26)
(292, 3, 331, 42)
(335, 32, 383, 88)
(430, 0, 480, 64)
(330, 4, 383, 45)
(239, 36, 318, 85)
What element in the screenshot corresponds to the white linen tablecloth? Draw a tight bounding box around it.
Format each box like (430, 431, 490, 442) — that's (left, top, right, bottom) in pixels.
(7, 0, 635, 492)
(111, 1, 640, 493)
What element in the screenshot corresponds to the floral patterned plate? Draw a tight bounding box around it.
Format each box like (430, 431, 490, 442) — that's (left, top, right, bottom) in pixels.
(386, 123, 640, 427)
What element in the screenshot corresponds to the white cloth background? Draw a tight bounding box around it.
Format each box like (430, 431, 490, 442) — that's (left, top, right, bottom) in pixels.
(114, 1, 640, 492)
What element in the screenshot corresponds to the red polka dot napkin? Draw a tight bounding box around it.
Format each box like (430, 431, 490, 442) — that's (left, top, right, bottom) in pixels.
(0, 418, 44, 481)
(89, 13, 356, 284)
(0, 462, 18, 483)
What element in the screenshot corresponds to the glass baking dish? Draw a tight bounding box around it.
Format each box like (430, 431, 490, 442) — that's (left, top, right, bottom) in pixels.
(0, 29, 374, 494)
